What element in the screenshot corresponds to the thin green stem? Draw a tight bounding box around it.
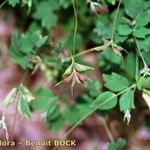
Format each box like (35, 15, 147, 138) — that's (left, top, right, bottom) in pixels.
(135, 40, 147, 67)
(135, 47, 139, 81)
(20, 70, 28, 84)
(0, 0, 7, 8)
(111, 0, 122, 41)
(100, 117, 115, 143)
(10, 70, 28, 139)
(71, 0, 78, 55)
(65, 84, 136, 138)
(11, 97, 19, 138)
(65, 45, 105, 61)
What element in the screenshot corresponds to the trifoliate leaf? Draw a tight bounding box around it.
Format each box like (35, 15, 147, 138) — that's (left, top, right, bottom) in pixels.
(103, 72, 129, 92)
(91, 91, 117, 110)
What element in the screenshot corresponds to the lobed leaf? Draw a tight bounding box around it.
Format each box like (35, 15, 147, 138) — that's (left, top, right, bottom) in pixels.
(103, 72, 129, 92)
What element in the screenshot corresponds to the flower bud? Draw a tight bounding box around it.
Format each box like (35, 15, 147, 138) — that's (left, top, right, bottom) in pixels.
(75, 62, 94, 72)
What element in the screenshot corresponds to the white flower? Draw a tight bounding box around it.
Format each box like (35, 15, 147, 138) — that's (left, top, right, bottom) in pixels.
(124, 110, 131, 126)
(0, 113, 9, 141)
(90, 2, 100, 12)
(89, 1, 109, 17)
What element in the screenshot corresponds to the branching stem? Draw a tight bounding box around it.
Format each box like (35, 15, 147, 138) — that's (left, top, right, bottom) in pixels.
(65, 84, 136, 138)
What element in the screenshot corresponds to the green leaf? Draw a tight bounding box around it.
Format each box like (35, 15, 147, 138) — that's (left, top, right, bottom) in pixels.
(47, 116, 64, 132)
(137, 38, 150, 52)
(103, 73, 129, 92)
(119, 90, 135, 113)
(135, 11, 150, 27)
(123, 0, 143, 18)
(64, 103, 91, 125)
(59, 0, 71, 9)
(108, 138, 126, 150)
(9, 31, 47, 69)
(137, 77, 150, 90)
(18, 98, 32, 119)
(118, 24, 132, 36)
(86, 78, 102, 97)
(136, 36, 150, 52)
(106, 0, 116, 5)
(8, 0, 19, 7)
(133, 27, 150, 38)
(98, 48, 122, 72)
(46, 103, 64, 132)
(3, 88, 17, 108)
(123, 53, 136, 80)
(20, 84, 35, 102)
(31, 87, 64, 131)
(33, 2, 57, 29)
(9, 33, 32, 69)
(91, 91, 117, 110)
(31, 32, 48, 48)
(64, 33, 84, 52)
(94, 15, 112, 39)
(20, 34, 34, 53)
(31, 87, 57, 112)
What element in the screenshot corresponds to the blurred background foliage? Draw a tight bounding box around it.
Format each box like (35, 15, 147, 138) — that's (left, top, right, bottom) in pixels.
(1, 0, 150, 149)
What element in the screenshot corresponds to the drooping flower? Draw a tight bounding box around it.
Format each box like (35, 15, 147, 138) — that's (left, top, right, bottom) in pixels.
(90, 1, 109, 17)
(55, 61, 94, 93)
(124, 110, 131, 126)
